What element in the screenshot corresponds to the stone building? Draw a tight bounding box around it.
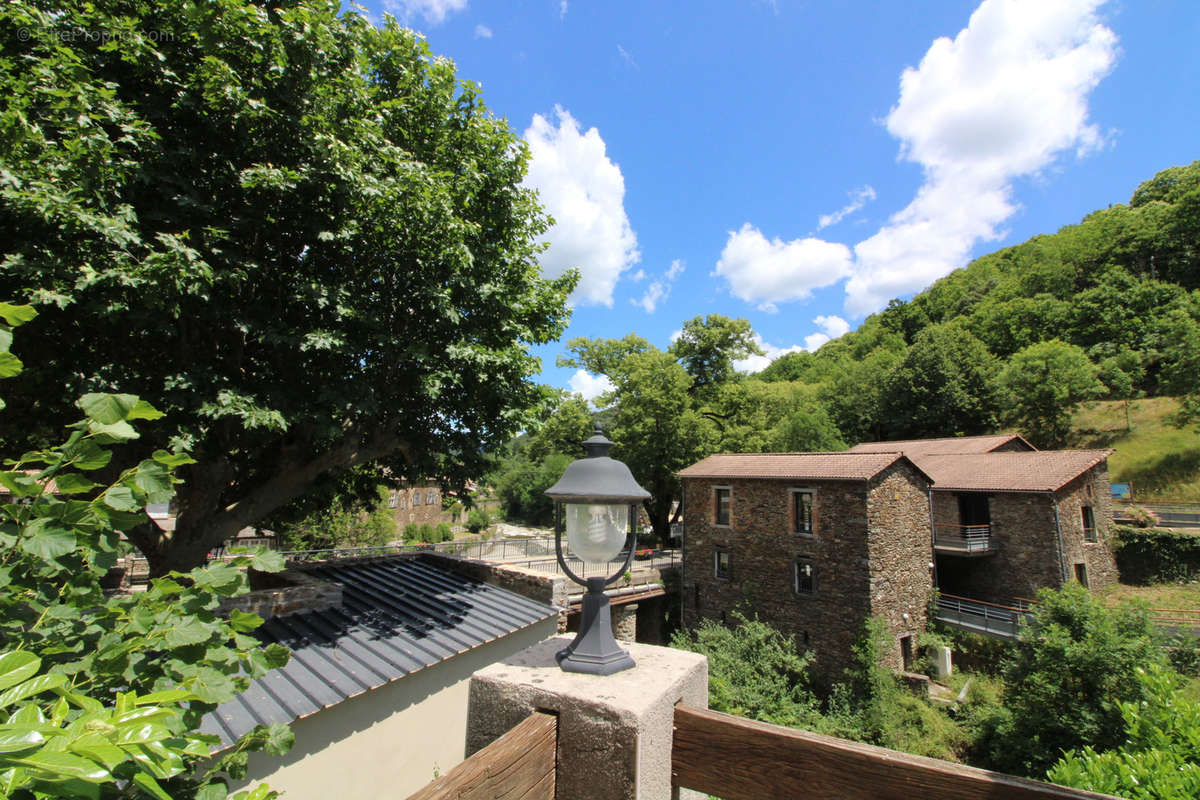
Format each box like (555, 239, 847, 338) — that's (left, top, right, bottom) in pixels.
(678, 436, 1118, 680)
(677, 452, 935, 681)
(386, 479, 465, 529)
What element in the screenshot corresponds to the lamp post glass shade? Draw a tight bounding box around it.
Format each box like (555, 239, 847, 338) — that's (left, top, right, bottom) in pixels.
(544, 426, 650, 675)
(565, 503, 629, 563)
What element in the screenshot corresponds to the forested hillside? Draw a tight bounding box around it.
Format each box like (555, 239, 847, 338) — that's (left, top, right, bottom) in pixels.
(496, 161, 1200, 530)
(758, 159, 1200, 446)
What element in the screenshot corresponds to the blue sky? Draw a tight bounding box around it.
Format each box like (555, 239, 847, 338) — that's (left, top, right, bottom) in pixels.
(361, 0, 1200, 399)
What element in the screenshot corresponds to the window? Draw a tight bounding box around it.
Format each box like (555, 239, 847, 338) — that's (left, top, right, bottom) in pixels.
(790, 489, 815, 535)
(713, 548, 731, 580)
(900, 635, 914, 670)
(1081, 506, 1096, 542)
(1074, 562, 1089, 588)
(794, 558, 816, 595)
(388, 491, 399, 509)
(412, 492, 421, 506)
(426, 489, 436, 504)
(714, 486, 731, 526)
(399, 496, 407, 509)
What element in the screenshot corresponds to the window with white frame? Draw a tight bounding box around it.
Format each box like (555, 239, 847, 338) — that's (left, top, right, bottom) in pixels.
(713, 486, 731, 527)
(388, 491, 399, 509)
(790, 489, 815, 535)
(1082, 506, 1096, 542)
(412, 492, 421, 506)
(794, 558, 816, 595)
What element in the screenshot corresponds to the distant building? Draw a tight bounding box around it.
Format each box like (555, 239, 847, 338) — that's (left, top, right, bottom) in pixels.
(678, 436, 1118, 679)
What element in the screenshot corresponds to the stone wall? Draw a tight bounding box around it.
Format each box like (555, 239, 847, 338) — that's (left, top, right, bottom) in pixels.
(683, 476, 881, 682)
(420, 552, 569, 629)
(218, 569, 342, 621)
(1055, 464, 1119, 591)
(865, 461, 934, 672)
(935, 491, 1061, 603)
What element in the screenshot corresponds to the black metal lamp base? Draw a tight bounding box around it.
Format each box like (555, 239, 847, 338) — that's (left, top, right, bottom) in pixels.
(556, 577, 636, 675)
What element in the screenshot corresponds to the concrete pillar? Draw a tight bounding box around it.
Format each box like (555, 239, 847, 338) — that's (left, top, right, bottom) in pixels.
(467, 636, 708, 800)
(612, 602, 638, 642)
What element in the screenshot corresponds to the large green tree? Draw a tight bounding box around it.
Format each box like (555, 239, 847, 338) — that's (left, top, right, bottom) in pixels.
(877, 324, 1003, 440)
(0, 1, 572, 573)
(999, 340, 1104, 447)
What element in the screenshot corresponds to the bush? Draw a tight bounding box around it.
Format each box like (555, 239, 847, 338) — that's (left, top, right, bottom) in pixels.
(435, 522, 453, 542)
(1126, 505, 1161, 528)
(1167, 631, 1200, 677)
(670, 612, 823, 729)
(418, 523, 434, 542)
(403, 522, 421, 543)
(467, 507, 492, 533)
(1114, 525, 1200, 584)
(978, 583, 1165, 778)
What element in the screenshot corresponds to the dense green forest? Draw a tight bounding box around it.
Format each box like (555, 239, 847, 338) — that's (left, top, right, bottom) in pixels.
(496, 160, 1200, 532)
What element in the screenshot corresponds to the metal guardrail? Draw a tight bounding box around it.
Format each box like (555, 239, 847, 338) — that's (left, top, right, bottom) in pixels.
(935, 594, 1031, 639)
(505, 550, 680, 581)
(932, 524, 993, 553)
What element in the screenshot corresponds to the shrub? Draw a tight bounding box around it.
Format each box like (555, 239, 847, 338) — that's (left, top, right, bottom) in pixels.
(1126, 504, 1161, 528)
(435, 522, 453, 542)
(670, 612, 823, 730)
(1114, 525, 1200, 584)
(418, 523, 434, 542)
(466, 507, 492, 533)
(403, 522, 421, 543)
(979, 583, 1165, 778)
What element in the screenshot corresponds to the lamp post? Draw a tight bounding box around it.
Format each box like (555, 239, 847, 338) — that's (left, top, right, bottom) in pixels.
(544, 425, 650, 675)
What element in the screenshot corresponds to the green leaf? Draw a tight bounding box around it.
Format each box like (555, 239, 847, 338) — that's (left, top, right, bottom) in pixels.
(152, 450, 196, 468)
(130, 460, 173, 504)
(164, 619, 213, 649)
(19, 520, 76, 562)
(126, 400, 165, 421)
(195, 780, 230, 800)
(0, 654, 39, 692)
(262, 644, 290, 670)
(76, 394, 140, 425)
(250, 548, 285, 573)
(228, 609, 264, 633)
(87, 419, 140, 444)
(62, 439, 112, 471)
(14, 751, 111, 782)
(0, 674, 68, 709)
(49, 473, 98, 495)
(102, 486, 141, 512)
(191, 563, 245, 596)
(67, 735, 125, 770)
(0, 472, 39, 497)
(0, 303, 36, 327)
(260, 723, 294, 756)
(0, 352, 22, 379)
(7, 704, 45, 726)
(132, 771, 174, 800)
(0, 726, 45, 754)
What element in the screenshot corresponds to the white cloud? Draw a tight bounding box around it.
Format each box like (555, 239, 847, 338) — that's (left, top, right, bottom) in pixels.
(844, 0, 1117, 315)
(632, 259, 685, 313)
(715, 0, 1118, 318)
(617, 44, 639, 69)
(817, 186, 877, 230)
(803, 315, 852, 351)
(568, 370, 615, 406)
(523, 107, 640, 307)
(560, 0, 568, 18)
(734, 334, 805, 374)
(383, 0, 467, 25)
(473, 24, 492, 38)
(715, 223, 853, 312)
(630, 269, 647, 283)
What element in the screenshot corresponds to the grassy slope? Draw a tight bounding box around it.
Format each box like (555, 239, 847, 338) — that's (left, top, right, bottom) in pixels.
(1068, 397, 1200, 503)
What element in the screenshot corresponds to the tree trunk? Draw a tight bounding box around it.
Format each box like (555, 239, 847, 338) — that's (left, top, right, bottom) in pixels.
(128, 426, 408, 576)
(646, 496, 673, 548)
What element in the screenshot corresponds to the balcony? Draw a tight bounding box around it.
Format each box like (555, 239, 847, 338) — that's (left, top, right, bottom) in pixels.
(934, 523, 994, 554)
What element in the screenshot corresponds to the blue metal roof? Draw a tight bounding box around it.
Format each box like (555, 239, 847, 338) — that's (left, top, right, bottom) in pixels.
(201, 556, 557, 746)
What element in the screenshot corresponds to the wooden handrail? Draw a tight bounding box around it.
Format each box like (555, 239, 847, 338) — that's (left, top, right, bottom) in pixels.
(672, 705, 1120, 800)
(406, 711, 556, 800)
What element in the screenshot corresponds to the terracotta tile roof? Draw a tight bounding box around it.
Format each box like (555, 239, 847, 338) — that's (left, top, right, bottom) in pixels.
(847, 434, 1035, 455)
(677, 452, 929, 483)
(916, 450, 1112, 492)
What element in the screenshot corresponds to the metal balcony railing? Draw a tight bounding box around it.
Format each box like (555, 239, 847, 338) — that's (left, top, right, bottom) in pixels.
(933, 523, 993, 553)
(935, 593, 1032, 639)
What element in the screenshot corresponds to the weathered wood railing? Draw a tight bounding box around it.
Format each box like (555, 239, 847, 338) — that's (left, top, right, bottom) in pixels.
(405, 711, 557, 800)
(671, 705, 1120, 800)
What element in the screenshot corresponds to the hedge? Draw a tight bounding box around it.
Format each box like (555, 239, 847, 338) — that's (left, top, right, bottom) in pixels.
(1114, 525, 1200, 584)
